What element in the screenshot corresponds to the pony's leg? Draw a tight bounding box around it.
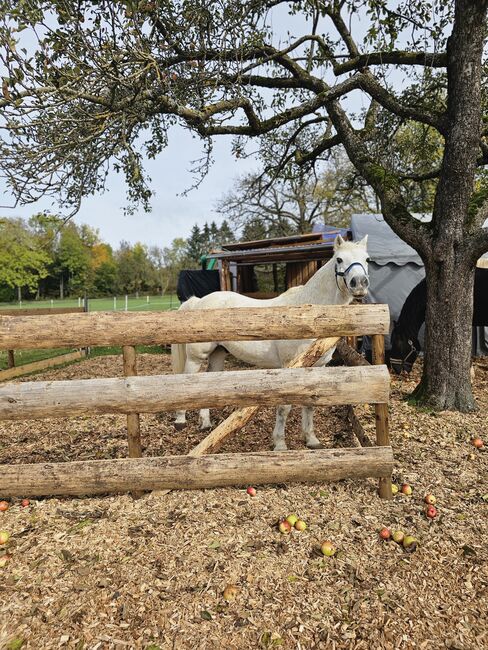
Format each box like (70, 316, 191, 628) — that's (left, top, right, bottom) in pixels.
(302, 407, 323, 449)
(175, 343, 216, 429)
(272, 405, 292, 451)
(199, 346, 228, 430)
(174, 354, 202, 430)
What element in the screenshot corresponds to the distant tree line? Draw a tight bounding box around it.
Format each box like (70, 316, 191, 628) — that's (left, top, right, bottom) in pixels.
(0, 214, 236, 301)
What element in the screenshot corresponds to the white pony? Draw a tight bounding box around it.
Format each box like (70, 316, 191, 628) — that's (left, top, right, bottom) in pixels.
(172, 234, 370, 451)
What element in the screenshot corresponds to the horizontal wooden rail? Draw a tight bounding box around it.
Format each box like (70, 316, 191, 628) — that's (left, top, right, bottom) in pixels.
(0, 366, 389, 421)
(0, 447, 394, 497)
(0, 350, 86, 382)
(0, 304, 390, 350)
(0, 307, 84, 316)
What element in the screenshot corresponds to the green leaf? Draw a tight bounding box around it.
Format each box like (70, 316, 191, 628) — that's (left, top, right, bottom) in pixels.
(200, 610, 212, 621)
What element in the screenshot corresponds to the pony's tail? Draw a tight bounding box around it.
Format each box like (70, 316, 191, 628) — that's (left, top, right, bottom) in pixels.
(171, 296, 200, 374)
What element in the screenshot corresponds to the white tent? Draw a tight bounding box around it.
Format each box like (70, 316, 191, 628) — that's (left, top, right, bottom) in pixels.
(350, 213, 488, 356)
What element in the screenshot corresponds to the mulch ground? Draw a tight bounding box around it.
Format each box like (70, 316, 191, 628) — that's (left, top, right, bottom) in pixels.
(0, 354, 487, 650)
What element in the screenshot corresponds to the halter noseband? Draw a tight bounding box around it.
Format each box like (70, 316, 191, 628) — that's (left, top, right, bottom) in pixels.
(390, 338, 418, 370)
(335, 261, 369, 292)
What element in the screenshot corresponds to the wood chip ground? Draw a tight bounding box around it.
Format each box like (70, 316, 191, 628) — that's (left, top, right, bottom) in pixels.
(0, 354, 487, 650)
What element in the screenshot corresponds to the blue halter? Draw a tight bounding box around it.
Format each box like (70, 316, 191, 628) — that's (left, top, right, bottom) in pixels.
(335, 261, 368, 291)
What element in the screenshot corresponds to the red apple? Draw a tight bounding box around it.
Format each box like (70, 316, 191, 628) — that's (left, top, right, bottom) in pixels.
(424, 494, 436, 505)
(401, 483, 413, 496)
(286, 514, 298, 527)
(246, 487, 257, 497)
(278, 520, 292, 534)
(472, 437, 484, 449)
(20, 499, 30, 508)
(0, 501, 8, 512)
(425, 505, 437, 519)
(0, 531, 9, 545)
(294, 520, 307, 532)
(320, 541, 336, 557)
(379, 527, 391, 541)
(392, 530, 404, 544)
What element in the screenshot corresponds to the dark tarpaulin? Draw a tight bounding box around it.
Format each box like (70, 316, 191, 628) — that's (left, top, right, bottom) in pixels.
(177, 270, 221, 302)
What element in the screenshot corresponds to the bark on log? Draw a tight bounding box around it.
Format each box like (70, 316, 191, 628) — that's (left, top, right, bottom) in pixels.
(335, 339, 370, 367)
(0, 304, 390, 350)
(0, 366, 390, 421)
(0, 447, 394, 497)
(346, 406, 374, 448)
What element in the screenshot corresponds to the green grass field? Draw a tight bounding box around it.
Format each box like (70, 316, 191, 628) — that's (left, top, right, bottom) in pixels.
(0, 295, 179, 371)
(0, 294, 180, 312)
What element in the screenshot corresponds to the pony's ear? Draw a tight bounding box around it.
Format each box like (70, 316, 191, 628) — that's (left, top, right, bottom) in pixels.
(334, 234, 345, 250)
(356, 235, 368, 247)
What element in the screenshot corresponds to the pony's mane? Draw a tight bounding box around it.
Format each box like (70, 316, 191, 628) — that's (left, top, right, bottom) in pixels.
(334, 240, 365, 253)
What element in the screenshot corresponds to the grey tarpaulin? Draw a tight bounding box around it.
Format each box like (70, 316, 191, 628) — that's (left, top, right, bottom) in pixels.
(351, 213, 487, 356)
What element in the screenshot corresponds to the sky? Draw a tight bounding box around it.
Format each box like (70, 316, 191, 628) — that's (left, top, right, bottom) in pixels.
(1, 128, 256, 250)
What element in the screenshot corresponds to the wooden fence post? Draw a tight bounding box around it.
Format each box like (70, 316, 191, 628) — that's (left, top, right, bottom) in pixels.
(7, 350, 15, 369)
(122, 346, 142, 458)
(372, 333, 392, 500)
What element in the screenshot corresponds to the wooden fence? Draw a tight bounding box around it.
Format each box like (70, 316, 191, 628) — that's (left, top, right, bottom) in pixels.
(0, 304, 393, 499)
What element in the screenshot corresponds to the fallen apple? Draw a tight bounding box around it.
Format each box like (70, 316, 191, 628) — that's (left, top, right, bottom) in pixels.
(0, 554, 11, 568)
(320, 541, 336, 557)
(379, 527, 391, 541)
(425, 505, 437, 519)
(246, 487, 257, 497)
(472, 437, 484, 449)
(0, 501, 8, 512)
(402, 535, 417, 552)
(20, 499, 30, 508)
(391, 483, 399, 496)
(294, 520, 307, 532)
(424, 494, 436, 505)
(0, 531, 9, 545)
(286, 514, 298, 527)
(223, 584, 238, 601)
(278, 519, 292, 534)
(392, 530, 404, 544)
(401, 483, 413, 496)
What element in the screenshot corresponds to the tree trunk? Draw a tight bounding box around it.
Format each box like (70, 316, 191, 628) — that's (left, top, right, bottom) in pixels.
(17, 286, 21, 302)
(412, 258, 475, 411)
(60, 275, 64, 300)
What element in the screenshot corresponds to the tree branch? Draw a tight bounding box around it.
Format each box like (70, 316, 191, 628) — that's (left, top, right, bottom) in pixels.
(334, 51, 447, 75)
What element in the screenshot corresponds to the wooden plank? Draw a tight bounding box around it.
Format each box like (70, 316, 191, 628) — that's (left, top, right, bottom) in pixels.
(0, 304, 391, 350)
(0, 307, 84, 316)
(0, 350, 85, 382)
(0, 447, 394, 497)
(0, 365, 390, 421)
(371, 333, 392, 500)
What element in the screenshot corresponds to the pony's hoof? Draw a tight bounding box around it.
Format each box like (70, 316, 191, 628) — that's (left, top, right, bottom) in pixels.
(273, 444, 288, 452)
(174, 422, 186, 431)
(306, 441, 324, 450)
(199, 424, 212, 431)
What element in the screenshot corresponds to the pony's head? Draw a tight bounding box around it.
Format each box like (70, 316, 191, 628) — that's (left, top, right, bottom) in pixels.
(389, 320, 420, 374)
(333, 234, 370, 299)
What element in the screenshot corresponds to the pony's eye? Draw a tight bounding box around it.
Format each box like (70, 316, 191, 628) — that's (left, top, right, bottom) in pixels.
(366, 257, 371, 263)
(336, 257, 343, 264)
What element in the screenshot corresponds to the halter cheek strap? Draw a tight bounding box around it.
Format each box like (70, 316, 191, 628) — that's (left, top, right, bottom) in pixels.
(335, 262, 368, 291)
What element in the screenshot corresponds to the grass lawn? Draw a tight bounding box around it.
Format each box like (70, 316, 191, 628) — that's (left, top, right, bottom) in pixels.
(0, 296, 178, 371)
(0, 294, 180, 312)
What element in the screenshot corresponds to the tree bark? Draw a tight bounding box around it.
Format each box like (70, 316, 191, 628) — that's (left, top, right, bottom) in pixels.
(411, 0, 487, 411)
(412, 260, 476, 410)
